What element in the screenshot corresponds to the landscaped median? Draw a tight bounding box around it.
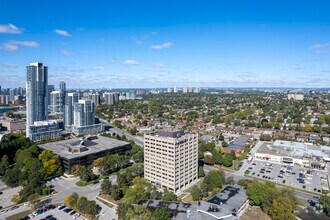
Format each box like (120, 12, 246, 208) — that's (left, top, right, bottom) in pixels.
(75, 175, 109, 187)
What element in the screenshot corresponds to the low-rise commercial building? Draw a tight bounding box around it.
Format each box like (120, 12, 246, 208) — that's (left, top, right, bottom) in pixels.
(0, 118, 26, 131)
(38, 135, 131, 173)
(255, 140, 330, 170)
(27, 120, 62, 141)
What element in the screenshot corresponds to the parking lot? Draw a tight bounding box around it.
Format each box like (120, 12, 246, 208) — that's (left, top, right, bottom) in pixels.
(244, 159, 329, 193)
(0, 180, 22, 208)
(33, 205, 82, 220)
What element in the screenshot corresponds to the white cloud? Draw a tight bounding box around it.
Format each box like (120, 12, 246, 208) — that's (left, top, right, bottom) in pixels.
(123, 60, 138, 65)
(0, 43, 17, 51)
(90, 66, 105, 70)
(151, 42, 173, 49)
(0, 23, 23, 34)
(311, 43, 330, 54)
(152, 63, 165, 68)
(1, 63, 17, 68)
(60, 49, 71, 55)
(54, 29, 71, 37)
(0, 40, 39, 51)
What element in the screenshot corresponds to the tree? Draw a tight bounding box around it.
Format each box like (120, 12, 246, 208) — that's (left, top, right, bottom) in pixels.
(70, 193, 79, 209)
(269, 196, 295, 220)
(3, 166, 21, 187)
(198, 166, 205, 178)
(64, 194, 73, 208)
(162, 189, 177, 202)
(304, 124, 312, 132)
(203, 170, 226, 192)
(230, 150, 237, 160)
(38, 149, 61, 176)
(125, 205, 152, 220)
(101, 179, 112, 195)
(213, 152, 223, 165)
(223, 154, 233, 167)
(92, 157, 103, 167)
(237, 179, 247, 187)
(76, 196, 100, 216)
(110, 185, 123, 200)
(150, 190, 162, 200)
(0, 155, 9, 176)
(226, 176, 235, 185)
(204, 155, 214, 165)
(198, 149, 204, 159)
(151, 207, 171, 220)
(320, 195, 330, 216)
(123, 178, 151, 204)
(132, 150, 144, 163)
(191, 185, 202, 201)
(78, 166, 95, 182)
(281, 188, 299, 210)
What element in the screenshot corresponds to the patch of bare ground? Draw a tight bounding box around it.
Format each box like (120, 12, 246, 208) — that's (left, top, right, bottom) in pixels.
(239, 204, 272, 220)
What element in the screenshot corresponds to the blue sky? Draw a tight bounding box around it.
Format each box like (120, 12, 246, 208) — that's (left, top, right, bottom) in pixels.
(0, 0, 330, 88)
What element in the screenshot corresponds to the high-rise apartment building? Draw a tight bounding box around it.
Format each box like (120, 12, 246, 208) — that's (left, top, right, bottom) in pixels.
(26, 62, 49, 137)
(0, 95, 9, 105)
(64, 92, 79, 128)
(26, 62, 61, 141)
(91, 93, 100, 105)
(71, 99, 103, 135)
(59, 81, 66, 111)
(74, 100, 94, 127)
(104, 92, 119, 105)
(49, 91, 61, 114)
(144, 130, 198, 193)
(48, 85, 55, 105)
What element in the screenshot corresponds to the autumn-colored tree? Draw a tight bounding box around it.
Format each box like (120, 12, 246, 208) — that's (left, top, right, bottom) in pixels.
(38, 150, 61, 176)
(64, 194, 72, 208)
(92, 157, 103, 167)
(204, 155, 214, 165)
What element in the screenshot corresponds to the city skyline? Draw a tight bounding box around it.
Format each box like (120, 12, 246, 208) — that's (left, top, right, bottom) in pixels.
(1, 0, 330, 88)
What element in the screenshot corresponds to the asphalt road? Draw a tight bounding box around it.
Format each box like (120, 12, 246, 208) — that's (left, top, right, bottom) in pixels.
(99, 118, 144, 146)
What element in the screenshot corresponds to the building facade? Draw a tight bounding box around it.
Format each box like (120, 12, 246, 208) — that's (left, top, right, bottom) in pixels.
(50, 91, 61, 114)
(72, 99, 103, 135)
(144, 130, 198, 193)
(64, 92, 79, 129)
(288, 94, 304, 100)
(26, 62, 49, 138)
(27, 120, 62, 141)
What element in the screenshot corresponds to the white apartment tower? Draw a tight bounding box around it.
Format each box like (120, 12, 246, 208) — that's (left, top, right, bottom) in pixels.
(26, 62, 48, 138)
(144, 130, 198, 193)
(64, 92, 79, 128)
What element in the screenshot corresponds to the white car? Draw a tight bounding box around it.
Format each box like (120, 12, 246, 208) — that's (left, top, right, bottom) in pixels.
(73, 213, 80, 219)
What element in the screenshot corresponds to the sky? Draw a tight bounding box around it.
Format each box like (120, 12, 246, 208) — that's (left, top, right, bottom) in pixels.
(0, 0, 330, 88)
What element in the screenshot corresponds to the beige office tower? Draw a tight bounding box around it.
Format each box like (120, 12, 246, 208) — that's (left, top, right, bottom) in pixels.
(144, 130, 198, 193)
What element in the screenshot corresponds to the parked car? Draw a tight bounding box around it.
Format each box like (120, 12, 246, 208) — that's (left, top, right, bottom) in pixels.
(73, 213, 80, 219)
